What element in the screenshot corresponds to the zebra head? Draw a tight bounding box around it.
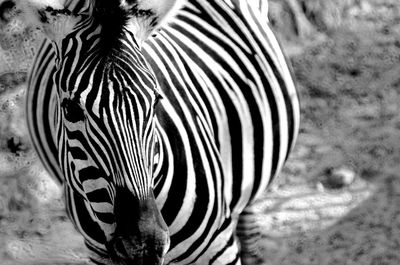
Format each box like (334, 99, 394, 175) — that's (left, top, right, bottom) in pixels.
(0, 0, 187, 263)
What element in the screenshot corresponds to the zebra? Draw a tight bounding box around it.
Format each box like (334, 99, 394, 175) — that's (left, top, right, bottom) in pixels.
(1, 0, 300, 264)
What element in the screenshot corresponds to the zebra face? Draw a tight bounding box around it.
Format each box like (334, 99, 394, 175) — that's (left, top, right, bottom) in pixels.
(50, 11, 170, 264)
(55, 43, 170, 263)
(58, 79, 169, 263)
(57, 64, 170, 263)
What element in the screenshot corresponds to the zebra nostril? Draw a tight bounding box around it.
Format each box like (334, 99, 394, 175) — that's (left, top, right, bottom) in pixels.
(113, 237, 129, 258)
(107, 235, 164, 265)
(106, 236, 129, 260)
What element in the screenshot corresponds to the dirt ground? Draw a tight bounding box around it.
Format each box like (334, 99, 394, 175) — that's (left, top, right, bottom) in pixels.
(1, 0, 400, 264)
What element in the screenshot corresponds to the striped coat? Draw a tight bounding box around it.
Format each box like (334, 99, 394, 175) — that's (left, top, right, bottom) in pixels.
(25, 0, 299, 264)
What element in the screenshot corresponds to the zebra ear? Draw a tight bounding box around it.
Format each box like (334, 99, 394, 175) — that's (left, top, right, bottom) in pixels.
(121, 0, 184, 41)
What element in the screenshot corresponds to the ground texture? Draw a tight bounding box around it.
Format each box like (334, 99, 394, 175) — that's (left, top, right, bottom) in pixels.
(1, 0, 400, 264)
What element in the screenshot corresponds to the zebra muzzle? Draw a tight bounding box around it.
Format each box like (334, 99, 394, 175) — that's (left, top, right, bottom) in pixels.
(107, 190, 170, 265)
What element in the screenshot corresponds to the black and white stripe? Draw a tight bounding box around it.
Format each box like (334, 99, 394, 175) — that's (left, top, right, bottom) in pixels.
(26, 0, 300, 264)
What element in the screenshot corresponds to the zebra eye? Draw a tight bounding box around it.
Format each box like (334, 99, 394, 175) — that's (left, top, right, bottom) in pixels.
(61, 98, 85, 122)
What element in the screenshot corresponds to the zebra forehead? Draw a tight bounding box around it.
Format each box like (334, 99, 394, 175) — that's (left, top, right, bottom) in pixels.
(101, 58, 161, 101)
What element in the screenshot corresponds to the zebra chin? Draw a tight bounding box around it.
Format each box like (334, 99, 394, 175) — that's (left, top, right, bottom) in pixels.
(106, 189, 170, 265)
(106, 238, 167, 265)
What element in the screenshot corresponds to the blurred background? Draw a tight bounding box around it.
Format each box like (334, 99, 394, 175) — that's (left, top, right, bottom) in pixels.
(1, 0, 400, 264)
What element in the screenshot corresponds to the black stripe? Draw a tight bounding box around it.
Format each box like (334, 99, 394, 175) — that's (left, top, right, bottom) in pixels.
(86, 187, 112, 203)
(192, 216, 233, 263)
(209, 234, 235, 264)
(71, 190, 107, 244)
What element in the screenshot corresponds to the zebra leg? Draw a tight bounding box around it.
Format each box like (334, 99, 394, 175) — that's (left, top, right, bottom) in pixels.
(236, 205, 264, 265)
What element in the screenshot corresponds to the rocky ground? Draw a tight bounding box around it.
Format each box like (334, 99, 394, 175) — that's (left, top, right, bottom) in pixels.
(1, 0, 400, 264)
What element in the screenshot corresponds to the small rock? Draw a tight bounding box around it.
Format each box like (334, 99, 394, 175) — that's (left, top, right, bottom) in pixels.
(324, 166, 357, 189)
(316, 182, 325, 192)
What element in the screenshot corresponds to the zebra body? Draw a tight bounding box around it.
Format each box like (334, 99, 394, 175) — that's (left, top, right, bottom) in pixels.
(24, 0, 300, 264)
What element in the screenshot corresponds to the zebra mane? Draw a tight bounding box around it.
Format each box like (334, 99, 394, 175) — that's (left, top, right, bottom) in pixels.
(92, 0, 130, 51)
(91, 0, 185, 50)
